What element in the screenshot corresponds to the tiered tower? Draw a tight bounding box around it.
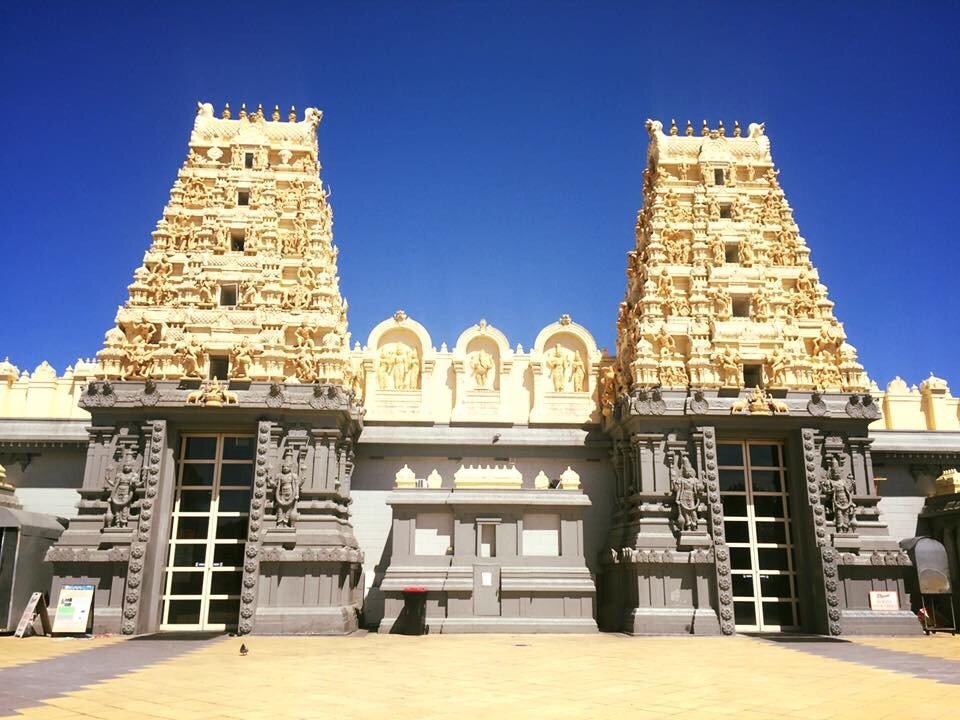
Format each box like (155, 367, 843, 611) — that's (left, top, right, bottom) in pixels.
(46, 103, 364, 636)
(96, 101, 352, 387)
(599, 120, 915, 637)
(608, 118, 868, 405)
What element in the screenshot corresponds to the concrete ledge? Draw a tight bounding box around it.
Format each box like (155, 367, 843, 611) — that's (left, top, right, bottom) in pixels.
(253, 605, 361, 634)
(379, 616, 598, 634)
(840, 610, 923, 635)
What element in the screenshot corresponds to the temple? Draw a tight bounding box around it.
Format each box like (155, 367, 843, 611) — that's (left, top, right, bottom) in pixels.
(1, 105, 958, 637)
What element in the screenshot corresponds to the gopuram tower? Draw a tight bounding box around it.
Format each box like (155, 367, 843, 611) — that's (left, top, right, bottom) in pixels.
(598, 119, 917, 636)
(46, 102, 364, 635)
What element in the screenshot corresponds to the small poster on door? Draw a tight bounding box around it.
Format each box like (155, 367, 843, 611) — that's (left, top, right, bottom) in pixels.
(481, 571, 493, 587)
(52, 584, 95, 634)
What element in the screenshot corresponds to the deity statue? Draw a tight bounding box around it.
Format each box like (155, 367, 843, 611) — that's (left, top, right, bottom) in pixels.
(571, 351, 586, 392)
(739, 237, 755, 267)
(229, 337, 256, 379)
(469, 348, 495, 389)
(713, 287, 731, 320)
(294, 320, 315, 349)
(670, 452, 705, 532)
(104, 447, 142, 528)
(711, 235, 726, 266)
(598, 365, 617, 417)
(652, 325, 676, 359)
(546, 344, 570, 392)
(177, 337, 206, 378)
(377, 343, 421, 390)
(124, 344, 155, 379)
(197, 279, 216, 305)
(823, 454, 856, 534)
(765, 347, 789, 387)
(714, 347, 741, 386)
(268, 447, 305, 528)
(294, 349, 317, 383)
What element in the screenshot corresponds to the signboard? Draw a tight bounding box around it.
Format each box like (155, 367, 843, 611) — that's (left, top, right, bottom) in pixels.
(869, 590, 901, 611)
(14, 592, 52, 638)
(52, 584, 95, 634)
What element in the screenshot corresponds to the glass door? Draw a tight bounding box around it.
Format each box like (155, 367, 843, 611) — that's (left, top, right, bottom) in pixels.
(161, 434, 254, 631)
(718, 441, 800, 632)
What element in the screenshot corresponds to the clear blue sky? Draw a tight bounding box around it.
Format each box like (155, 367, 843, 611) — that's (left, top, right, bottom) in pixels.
(1, 2, 957, 388)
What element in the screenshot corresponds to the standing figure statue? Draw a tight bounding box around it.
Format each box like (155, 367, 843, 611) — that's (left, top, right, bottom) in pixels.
(470, 348, 495, 389)
(670, 451, 705, 532)
(268, 447, 306, 528)
(104, 447, 143, 528)
(823, 454, 856, 534)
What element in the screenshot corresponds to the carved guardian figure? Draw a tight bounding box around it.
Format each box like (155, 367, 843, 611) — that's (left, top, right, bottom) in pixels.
(104, 447, 143, 528)
(670, 451, 705, 532)
(269, 447, 305, 527)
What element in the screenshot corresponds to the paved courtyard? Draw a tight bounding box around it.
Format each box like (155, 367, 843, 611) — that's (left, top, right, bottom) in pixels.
(1, 632, 958, 719)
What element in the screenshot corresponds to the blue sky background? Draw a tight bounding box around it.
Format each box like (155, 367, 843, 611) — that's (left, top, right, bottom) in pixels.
(1, 1, 957, 388)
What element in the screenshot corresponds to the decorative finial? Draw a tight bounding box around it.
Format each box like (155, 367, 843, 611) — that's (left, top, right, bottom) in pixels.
(733, 120, 741, 137)
(685, 120, 693, 137)
(289, 105, 297, 122)
(559, 314, 572, 326)
(272, 105, 280, 121)
(393, 309, 408, 323)
(701, 120, 709, 136)
(255, 103, 264, 120)
(717, 120, 725, 136)
(222, 103, 231, 119)
(239, 103, 248, 119)
(478, 319, 489, 331)
(669, 119, 678, 136)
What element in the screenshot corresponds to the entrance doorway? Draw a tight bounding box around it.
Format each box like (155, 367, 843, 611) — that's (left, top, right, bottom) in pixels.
(718, 441, 800, 632)
(160, 434, 254, 631)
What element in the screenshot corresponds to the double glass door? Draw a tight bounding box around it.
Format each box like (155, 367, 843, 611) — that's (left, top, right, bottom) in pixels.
(161, 434, 254, 631)
(718, 441, 800, 632)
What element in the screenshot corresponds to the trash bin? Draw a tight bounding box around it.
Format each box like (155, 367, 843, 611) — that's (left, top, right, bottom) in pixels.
(401, 586, 428, 636)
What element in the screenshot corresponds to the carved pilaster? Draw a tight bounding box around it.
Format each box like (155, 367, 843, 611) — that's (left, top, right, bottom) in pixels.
(696, 426, 734, 635)
(121, 420, 166, 635)
(800, 428, 841, 635)
(238, 420, 276, 634)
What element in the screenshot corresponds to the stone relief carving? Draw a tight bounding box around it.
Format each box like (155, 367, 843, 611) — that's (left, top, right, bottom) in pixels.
(104, 446, 143, 528)
(669, 451, 706, 532)
(468, 348, 496, 389)
(377, 342, 421, 390)
(821, 453, 856, 534)
(268, 446, 306, 527)
(544, 343, 587, 392)
(185, 378, 239, 406)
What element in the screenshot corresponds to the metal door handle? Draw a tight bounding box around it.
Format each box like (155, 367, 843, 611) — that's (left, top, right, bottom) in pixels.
(194, 562, 204, 567)
(213, 562, 223, 567)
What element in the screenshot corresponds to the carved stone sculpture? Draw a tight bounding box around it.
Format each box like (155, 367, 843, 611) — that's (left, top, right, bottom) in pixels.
(104, 447, 143, 528)
(469, 348, 495, 389)
(268, 447, 306, 527)
(670, 451, 705, 532)
(822, 454, 856, 534)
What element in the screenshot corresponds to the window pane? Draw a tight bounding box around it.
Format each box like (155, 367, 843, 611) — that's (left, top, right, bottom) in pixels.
(178, 491, 212, 513)
(751, 470, 782, 493)
(757, 548, 790, 571)
(721, 495, 747, 518)
(732, 574, 754, 597)
(762, 601, 796, 627)
(753, 495, 785, 519)
(220, 464, 252, 488)
(218, 490, 251, 512)
(755, 522, 787, 545)
(719, 469, 746, 492)
(213, 543, 245, 567)
(184, 437, 217, 460)
(210, 571, 243, 596)
(724, 521, 750, 543)
(181, 464, 214, 486)
(172, 544, 207, 568)
(215, 515, 249, 540)
(176, 516, 210, 540)
(223, 437, 255, 461)
(169, 571, 204, 596)
(749, 444, 781, 467)
(734, 601, 756, 626)
(730, 547, 753, 570)
(759, 574, 793, 598)
(167, 599, 202, 625)
(718, 444, 744, 466)
(207, 599, 240, 626)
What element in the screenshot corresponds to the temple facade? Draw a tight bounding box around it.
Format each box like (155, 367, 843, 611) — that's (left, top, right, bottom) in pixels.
(1, 105, 958, 636)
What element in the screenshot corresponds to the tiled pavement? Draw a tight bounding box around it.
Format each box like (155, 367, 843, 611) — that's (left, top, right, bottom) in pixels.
(0, 632, 958, 719)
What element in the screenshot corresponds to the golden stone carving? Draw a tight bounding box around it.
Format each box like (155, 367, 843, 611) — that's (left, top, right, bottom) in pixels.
(377, 343, 421, 390)
(91, 101, 352, 387)
(610, 119, 870, 396)
(186, 378, 239, 407)
(469, 348, 496, 390)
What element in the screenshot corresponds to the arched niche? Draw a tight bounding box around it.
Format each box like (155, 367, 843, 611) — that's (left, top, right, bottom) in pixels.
(454, 321, 512, 392)
(532, 318, 601, 392)
(365, 312, 432, 391)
